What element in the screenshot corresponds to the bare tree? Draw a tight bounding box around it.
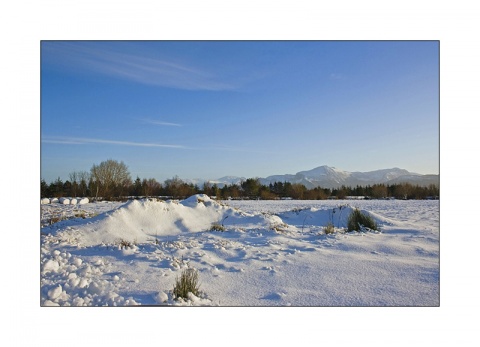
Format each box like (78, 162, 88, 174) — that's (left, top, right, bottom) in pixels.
(164, 175, 183, 198)
(90, 160, 131, 199)
(371, 184, 388, 199)
(142, 178, 162, 197)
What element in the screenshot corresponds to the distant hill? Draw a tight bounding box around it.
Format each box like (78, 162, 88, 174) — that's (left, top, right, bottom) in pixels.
(203, 165, 438, 189)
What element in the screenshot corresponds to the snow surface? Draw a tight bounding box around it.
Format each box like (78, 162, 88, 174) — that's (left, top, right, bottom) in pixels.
(40, 195, 439, 306)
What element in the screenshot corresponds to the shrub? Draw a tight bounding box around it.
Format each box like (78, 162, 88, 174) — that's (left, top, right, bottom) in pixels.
(210, 222, 226, 232)
(49, 216, 63, 225)
(347, 208, 378, 232)
(270, 223, 288, 233)
(119, 239, 135, 249)
(73, 211, 87, 219)
(324, 222, 335, 234)
(173, 268, 200, 300)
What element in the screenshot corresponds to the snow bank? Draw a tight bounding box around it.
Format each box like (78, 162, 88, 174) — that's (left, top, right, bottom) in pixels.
(181, 194, 213, 207)
(46, 195, 282, 246)
(41, 196, 387, 247)
(277, 205, 384, 230)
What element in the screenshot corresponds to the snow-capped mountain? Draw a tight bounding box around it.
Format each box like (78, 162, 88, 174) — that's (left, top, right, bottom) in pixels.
(184, 176, 246, 188)
(215, 176, 246, 186)
(258, 165, 438, 189)
(185, 166, 438, 189)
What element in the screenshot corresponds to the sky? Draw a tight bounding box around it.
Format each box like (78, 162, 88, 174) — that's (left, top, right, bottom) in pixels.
(41, 40, 439, 184)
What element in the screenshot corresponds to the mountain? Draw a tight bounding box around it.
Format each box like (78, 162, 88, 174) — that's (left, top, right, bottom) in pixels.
(257, 165, 439, 189)
(184, 166, 438, 189)
(183, 176, 246, 188)
(215, 176, 246, 186)
(199, 176, 246, 188)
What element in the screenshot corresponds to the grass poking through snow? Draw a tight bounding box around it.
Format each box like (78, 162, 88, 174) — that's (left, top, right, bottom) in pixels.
(347, 208, 378, 232)
(173, 268, 200, 300)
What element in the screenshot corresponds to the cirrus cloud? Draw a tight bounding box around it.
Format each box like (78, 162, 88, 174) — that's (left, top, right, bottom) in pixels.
(42, 42, 237, 91)
(42, 136, 187, 149)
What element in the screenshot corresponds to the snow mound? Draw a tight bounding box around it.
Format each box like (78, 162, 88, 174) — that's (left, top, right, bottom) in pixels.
(180, 194, 214, 207)
(49, 195, 282, 246)
(277, 205, 386, 230)
(42, 195, 391, 249)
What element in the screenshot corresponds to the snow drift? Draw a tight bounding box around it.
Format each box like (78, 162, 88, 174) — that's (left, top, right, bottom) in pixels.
(44, 195, 284, 247)
(42, 195, 387, 247)
(276, 204, 382, 230)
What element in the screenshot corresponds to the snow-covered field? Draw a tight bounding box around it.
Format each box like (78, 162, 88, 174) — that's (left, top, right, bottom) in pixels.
(40, 195, 439, 306)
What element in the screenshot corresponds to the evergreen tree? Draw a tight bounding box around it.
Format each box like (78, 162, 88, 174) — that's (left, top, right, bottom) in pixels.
(50, 177, 64, 197)
(132, 176, 142, 196)
(241, 178, 261, 199)
(41, 179, 49, 198)
(63, 180, 72, 197)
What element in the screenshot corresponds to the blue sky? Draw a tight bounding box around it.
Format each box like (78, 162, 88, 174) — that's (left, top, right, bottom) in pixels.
(41, 41, 439, 183)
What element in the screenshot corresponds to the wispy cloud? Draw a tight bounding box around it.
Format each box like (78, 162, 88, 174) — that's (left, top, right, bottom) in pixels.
(42, 136, 186, 149)
(139, 118, 182, 127)
(41, 138, 87, 145)
(42, 42, 236, 91)
(41, 136, 273, 154)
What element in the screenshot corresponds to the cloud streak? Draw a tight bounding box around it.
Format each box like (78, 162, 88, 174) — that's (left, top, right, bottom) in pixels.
(42, 42, 236, 91)
(139, 118, 182, 127)
(42, 136, 276, 154)
(42, 136, 186, 149)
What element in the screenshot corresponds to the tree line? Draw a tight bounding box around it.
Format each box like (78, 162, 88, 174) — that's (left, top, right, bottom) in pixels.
(41, 159, 439, 201)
